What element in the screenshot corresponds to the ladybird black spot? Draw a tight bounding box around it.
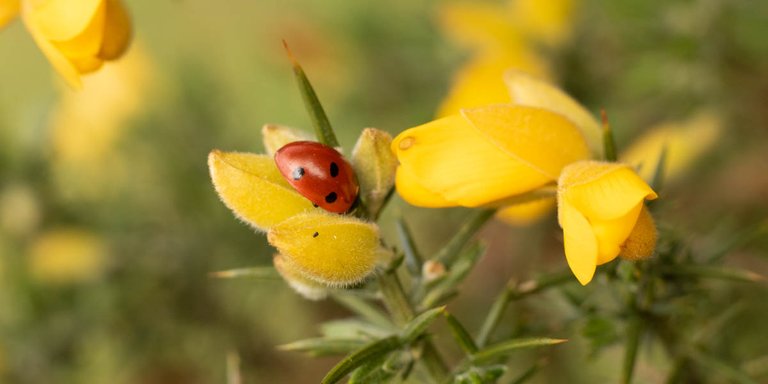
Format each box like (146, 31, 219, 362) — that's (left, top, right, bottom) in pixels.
(313, 232, 319, 238)
(313, 203, 319, 208)
(292, 167, 305, 180)
(329, 162, 339, 178)
(325, 192, 338, 204)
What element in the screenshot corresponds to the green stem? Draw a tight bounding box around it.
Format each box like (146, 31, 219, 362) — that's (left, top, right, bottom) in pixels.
(377, 271, 449, 382)
(435, 209, 496, 267)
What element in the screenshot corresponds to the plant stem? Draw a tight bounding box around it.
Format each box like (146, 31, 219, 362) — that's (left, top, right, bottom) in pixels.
(377, 270, 449, 382)
(435, 209, 496, 267)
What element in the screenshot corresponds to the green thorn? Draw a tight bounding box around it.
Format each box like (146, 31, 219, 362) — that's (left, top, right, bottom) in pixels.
(602, 109, 618, 162)
(283, 41, 340, 148)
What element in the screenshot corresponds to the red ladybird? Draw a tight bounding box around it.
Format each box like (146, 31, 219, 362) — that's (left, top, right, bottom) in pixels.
(274, 141, 359, 214)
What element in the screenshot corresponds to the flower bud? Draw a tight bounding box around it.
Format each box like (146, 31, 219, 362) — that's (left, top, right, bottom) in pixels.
(350, 128, 398, 217)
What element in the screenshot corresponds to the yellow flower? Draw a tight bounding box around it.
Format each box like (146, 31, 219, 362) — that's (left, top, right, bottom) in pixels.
(557, 161, 658, 285)
(27, 228, 108, 284)
(391, 105, 590, 208)
(19, 0, 132, 88)
(436, 0, 577, 117)
(208, 132, 391, 295)
(621, 111, 721, 183)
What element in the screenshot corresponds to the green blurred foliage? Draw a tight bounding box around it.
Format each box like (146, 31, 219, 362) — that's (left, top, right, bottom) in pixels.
(1, 0, 767, 383)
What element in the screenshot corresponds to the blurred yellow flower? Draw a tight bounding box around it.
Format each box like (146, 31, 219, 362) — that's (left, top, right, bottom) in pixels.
(28, 228, 108, 284)
(557, 161, 657, 285)
(49, 45, 152, 200)
(436, 0, 577, 117)
(391, 105, 590, 208)
(208, 136, 390, 294)
(621, 112, 721, 183)
(18, 0, 132, 88)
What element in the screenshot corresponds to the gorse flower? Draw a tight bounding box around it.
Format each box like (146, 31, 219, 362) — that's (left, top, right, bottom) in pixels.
(1, 0, 132, 88)
(436, 0, 576, 117)
(391, 105, 590, 208)
(391, 70, 660, 285)
(208, 126, 395, 298)
(557, 161, 657, 285)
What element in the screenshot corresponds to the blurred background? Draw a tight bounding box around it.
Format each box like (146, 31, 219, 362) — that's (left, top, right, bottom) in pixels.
(0, 0, 767, 383)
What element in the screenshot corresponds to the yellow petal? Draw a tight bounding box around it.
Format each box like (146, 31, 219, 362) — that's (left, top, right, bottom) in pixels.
(437, 51, 551, 118)
(557, 197, 598, 285)
(22, 6, 82, 88)
(462, 105, 590, 179)
(208, 150, 316, 231)
(621, 112, 721, 183)
(394, 166, 456, 208)
(393, 113, 554, 207)
(504, 69, 602, 155)
(98, 0, 131, 60)
(0, 0, 19, 29)
(591, 202, 643, 264)
(496, 197, 555, 225)
(26, 0, 103, 41)
(70, 54, 103, 73)
(437, 1, 520, 50)
(559, 161, 657, 221)
(267, 212, 385, 286)
(508, 0, 575, 47)
(49, 0, 105, 59)
(261, 124, 312, 157)
(273, 254, 328, 300)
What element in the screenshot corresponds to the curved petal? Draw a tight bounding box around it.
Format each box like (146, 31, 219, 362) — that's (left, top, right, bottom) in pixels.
(261, 124, 312, 157)
(462, 105, 590, 179)
(504, 69, 602, 154)
(621, 112, 721, 182)
(559, 161, 657, 221)
(49, 0, 105, 58)
(436, 51, 550, 117)
(557, 197, 598, 285)
(208, 150, 316, 231)
(0, 0, 19, 29)
(394, 166, 456, 208)
(27, 0, 103, 41)
(619, 206, 657, 261)
(268, 212, 383, 287)
(393, 114, 552, 207)
(591, 202, 643, 264)
(22, 7, 82, 88)
(70, 54, 103, 73)
(98, 0, 131, 60)
(496, 197, 555, 225)
(274, 254, 328, 300)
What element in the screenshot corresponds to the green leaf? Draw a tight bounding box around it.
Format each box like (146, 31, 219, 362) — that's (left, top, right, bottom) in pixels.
(455, 365, 507, 384)
(434, 209, 496, 267)
(320, 318, 390, 339)
(471, 338, 567, 364)
(331, 293, 394, 330)
(622, 319, 643, 384)
(350, 350, 407, 384)
(321, 336, 401, 384)
(397, 218, 424, 277)
(688, 347, 760, 384)
(400, 307, 445, 345)
(649, 145, 668, 195)
(208, 267, 280, 279)
(278, 337, 367, 357)
(283, 41, 339, 148)
(444, 312, 479, 355)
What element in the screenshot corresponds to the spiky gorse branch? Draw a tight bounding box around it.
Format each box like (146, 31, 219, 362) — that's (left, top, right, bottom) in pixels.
(208, 50, 764, 383)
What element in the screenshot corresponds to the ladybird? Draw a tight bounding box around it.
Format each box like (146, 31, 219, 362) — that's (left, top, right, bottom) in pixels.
(274, 141, 359, 214)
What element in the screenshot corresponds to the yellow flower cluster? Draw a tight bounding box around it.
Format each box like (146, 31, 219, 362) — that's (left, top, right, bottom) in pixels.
(0, 0, 132, 88)
(209, 126, 396, 299)
(392, 72, 659, 285)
